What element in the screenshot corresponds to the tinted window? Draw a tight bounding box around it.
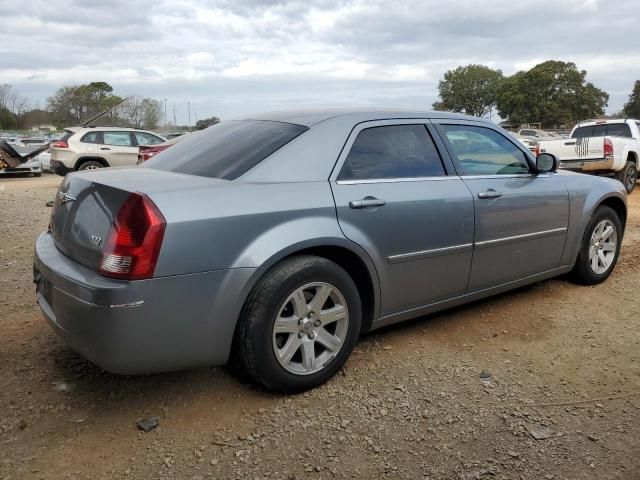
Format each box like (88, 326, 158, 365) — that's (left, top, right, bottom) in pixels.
(606, 123, 632, 138)
(571, 124, 628, 138)
(146, 120, 308, 180)
(81, 132, 100, 144)
(440, 125, 530, 175)
(135, 132, 164, 145)
(103, 132, 133, 147)
(338, 125, 445, 181)
(520, 130, 535, 136)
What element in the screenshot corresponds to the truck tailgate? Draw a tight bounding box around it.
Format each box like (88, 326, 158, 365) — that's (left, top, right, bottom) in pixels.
(539, 137, 605, 163)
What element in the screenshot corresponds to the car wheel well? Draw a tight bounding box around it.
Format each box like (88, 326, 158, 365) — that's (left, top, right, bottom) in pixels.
(288, 246, 375, 334)
(626, 151, 638, 165)
(74, 157, 109, 170)
(598, 197, 627, 229)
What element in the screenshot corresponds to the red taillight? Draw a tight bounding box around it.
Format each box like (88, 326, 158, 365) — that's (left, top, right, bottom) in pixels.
(99, 193, 166, 280)
(604, 137, 614, 156)
(52, 140, 68, 148)
(534, 143, 540, 156)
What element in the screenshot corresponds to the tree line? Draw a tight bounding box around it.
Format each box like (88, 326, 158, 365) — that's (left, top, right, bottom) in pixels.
(0, 82, 165, 131)
(433, 60, 640, 128)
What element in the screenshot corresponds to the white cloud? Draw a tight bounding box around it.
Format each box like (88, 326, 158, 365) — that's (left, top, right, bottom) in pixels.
(0, 0, 639, 121)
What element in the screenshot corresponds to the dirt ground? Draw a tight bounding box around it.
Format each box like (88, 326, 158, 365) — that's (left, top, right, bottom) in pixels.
(1, 174, 639, 480)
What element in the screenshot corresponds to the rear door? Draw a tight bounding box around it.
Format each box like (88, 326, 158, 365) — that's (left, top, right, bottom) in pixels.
(434, 121, 569, 291)
(100, 131, 139, 166)
(330, 120, 475, 316)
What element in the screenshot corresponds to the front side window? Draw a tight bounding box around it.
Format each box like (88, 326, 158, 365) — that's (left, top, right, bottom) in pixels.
(440, 124, 530, 176)
(135, 132, 164, 145)
(338, 125, 445, 181)
(103, 132, 133, 147)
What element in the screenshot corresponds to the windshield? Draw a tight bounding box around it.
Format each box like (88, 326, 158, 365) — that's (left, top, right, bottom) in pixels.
(146, 120, 308, 180)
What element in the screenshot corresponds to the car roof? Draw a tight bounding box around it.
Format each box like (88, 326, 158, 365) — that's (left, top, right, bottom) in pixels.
(237, 108, 485, 127)
(576, 118, 640, 127)
(65, 126, 157, 132)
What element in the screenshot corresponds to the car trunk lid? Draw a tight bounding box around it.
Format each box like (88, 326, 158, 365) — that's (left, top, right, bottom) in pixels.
(50, 168, 226, 272)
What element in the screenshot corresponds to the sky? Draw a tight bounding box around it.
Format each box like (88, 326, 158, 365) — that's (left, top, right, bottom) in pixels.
(1, 0, 639, 124)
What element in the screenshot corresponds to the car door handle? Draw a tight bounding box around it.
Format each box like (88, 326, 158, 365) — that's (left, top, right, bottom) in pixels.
(100, 147, 111, 150)
(349, 197, 386, 209)
(477, 189, 503, 199)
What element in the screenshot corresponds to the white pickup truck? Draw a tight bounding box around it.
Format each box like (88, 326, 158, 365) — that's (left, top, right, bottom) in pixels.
(537, 119, 639, 193)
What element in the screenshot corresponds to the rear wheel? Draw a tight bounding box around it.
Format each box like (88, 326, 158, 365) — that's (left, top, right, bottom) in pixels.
(77, 160, 105, 171)
(615, 160, 637, 193)
(232, 255, 361, 393)
(570, 206, 622, 285)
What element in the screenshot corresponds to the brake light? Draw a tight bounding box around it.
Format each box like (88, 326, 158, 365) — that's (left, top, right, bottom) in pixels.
(99, 193, 166, 280)
(52, 140, 68, 148)
(604, 137, 613, 156)
(534, 143, 540, 156)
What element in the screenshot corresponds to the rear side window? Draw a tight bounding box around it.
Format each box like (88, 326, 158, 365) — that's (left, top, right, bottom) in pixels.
(146, 120, 308, 180)
(81, 132, 101, 144)
(135, 132, 164, 146)
(103, 132, 133, 147)
(338, 125, 445, 181)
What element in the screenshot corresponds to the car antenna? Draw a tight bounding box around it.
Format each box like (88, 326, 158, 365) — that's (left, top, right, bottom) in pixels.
(79, 96, 133, 127)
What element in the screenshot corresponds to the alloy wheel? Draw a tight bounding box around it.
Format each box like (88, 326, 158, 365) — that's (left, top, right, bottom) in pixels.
(272, 282, 349, 375)
(588, 219, 617, 275)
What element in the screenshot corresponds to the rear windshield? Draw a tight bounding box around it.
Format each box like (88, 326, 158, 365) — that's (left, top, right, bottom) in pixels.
(145, 120, 308, 180)
(572, 123, 632, 139)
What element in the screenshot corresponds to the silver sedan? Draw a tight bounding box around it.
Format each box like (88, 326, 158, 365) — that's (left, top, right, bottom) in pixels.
(34, 109, 627, 392)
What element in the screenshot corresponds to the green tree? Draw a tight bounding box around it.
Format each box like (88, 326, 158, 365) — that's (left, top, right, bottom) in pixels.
(496, 61, 608, 127)
(432, 65, 504, 118)
(195, 116, 220, 130)
(622, 80, 640, 118)
(47, 82, 122, 126)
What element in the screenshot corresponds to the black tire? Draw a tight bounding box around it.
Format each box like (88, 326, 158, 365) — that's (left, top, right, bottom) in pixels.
(232, 255, 362, 393)
(77, 160, 105, 171)
(33, 172, 42, 177)
(569, 206, 622, 285)
(615, 160, 637, 194)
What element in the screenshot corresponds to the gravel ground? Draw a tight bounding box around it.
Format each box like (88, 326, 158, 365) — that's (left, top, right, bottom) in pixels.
(1, 174, 639, 480)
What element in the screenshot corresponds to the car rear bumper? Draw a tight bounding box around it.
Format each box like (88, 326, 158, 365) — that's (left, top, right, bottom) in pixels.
(560, 156, 614, 172)
(34, 232, 257, 374)
(50, 160, 73, 176)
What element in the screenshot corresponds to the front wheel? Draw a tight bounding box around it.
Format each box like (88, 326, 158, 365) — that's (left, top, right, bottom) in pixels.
(569, 206, 622, 285)
(232, 255, 362, 393)
(615, 161, 637, 194)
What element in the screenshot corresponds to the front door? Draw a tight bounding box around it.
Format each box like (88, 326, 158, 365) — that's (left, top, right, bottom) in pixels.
(331, 121, 475, 316)
(434, 122, 570, 291)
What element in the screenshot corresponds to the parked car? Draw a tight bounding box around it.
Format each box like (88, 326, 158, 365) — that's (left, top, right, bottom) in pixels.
(34, 109, 627, 393)
(537, 118, 639, 193)
(49, 127, 165, 176)
(137, 133, 190, 165)
(517, 128, 559, 141)
(510, 132, 537, 153)
(38, 151, 52, 172)
(0, 141, 43, 176)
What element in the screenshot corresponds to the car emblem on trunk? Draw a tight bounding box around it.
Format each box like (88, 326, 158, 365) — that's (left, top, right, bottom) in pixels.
(57, 191, 76, 204)
(90, 235, 103, 247)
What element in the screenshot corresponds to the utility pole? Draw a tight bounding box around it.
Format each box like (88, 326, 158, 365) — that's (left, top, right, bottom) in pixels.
(172, 105, 177, 128)
(163, 99, 167, 126)
(187, 102, 191, 131)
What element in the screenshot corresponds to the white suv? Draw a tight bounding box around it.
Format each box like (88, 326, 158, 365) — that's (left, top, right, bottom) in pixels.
(50, 127, 165, 175)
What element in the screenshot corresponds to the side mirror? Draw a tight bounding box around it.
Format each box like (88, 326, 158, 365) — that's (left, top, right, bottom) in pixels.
(536, 153, 558, 173)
